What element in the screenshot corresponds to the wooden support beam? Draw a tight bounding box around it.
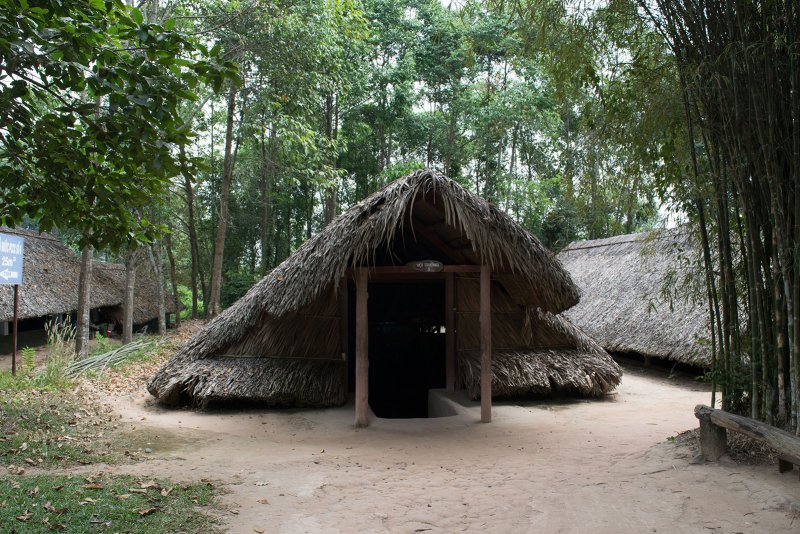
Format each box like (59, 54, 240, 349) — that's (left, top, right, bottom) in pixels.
(345, 265, 485, 276)
(480, 265, 492, 423)
(445, 272, 456, 393)
(355, 268, 369, 427)
(411, 218, 469, 264)
(339, 277, 349, 391)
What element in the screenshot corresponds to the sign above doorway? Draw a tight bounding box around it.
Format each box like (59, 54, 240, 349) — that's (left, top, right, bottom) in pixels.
(407, 260, 443, 273)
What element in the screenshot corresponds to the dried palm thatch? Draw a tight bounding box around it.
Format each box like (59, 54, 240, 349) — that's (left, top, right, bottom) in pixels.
(459, 349, 622, 398)
(0, 227, 173, 325)
(155, 357, 346, 408)
(96, 262, 177, 325)
(149, 169, 614, 408)
(455, 274, 621, 399)
(558, 229, 710, 366)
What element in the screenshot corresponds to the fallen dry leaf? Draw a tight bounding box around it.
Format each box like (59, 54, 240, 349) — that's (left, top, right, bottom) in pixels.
(254, 529, 265, 533)
(257, 498, 270, 505)
(129, 488, 147, 494)
(16, 510, 32, 521)
(115, 494, 131, 500)
(81, 484, 104, 490)
(44, 501, 69, 514)
(160, 487, 172, 497)
(137, 507, 159, 516)
(23, 458, 37, 466)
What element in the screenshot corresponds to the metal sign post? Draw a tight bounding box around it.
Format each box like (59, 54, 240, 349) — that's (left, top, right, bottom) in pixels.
(0, 233, 25, 375)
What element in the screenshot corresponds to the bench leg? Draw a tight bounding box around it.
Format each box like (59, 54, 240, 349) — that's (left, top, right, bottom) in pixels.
(699, 417, 727, 461)
(778, 457, 793, 473)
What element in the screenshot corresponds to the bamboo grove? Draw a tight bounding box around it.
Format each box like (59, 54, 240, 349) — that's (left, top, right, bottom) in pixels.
(638, 0, 800, 431)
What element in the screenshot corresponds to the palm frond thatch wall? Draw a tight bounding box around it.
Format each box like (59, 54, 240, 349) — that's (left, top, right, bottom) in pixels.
(558, 230, 710, 366)
(459, 349, 622, 398)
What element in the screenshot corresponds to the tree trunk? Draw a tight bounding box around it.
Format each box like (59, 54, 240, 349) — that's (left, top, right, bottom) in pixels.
(182, 150, 200, 318)
(165, 231, 180, 329)
(324, 92, 337, 225)
(147, 243, 167, 335)
(75, 245, 93, 358)
(260, 125, 276, 274)
(122, 248, 138, 344)
(209, 83, 237, 317)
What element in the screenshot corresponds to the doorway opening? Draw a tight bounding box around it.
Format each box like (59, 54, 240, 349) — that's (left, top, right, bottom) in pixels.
(348, 280, 446, 418)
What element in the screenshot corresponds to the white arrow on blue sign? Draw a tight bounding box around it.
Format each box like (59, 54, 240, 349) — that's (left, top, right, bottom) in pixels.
(0, 233, 24, 285)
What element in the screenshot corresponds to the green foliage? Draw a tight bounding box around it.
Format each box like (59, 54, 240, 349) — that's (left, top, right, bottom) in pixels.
(20, 347, 35, 375)
(177, 284, 203, 319)
(221, 270, 260, 309)
(91, 332, 116, 356)
(0, 475, 220, 533)
(0, 0, 238, 250)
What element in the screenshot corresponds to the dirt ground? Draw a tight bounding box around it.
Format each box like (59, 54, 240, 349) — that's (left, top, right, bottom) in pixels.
(53, 365, 796, 534)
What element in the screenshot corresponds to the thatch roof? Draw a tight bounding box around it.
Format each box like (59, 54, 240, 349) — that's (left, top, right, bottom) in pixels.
(0, 227, 172, 325)
(149, 170, 620, 408)
(558, 229, 710, 366)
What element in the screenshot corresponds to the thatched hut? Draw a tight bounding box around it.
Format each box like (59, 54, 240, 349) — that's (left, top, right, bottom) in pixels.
(148, 170, 621, 425)
(0, 227, 173, 349)
(557, 230, 710, 368)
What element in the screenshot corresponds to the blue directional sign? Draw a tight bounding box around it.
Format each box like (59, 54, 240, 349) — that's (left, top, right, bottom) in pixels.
(0, 233, 24, 285)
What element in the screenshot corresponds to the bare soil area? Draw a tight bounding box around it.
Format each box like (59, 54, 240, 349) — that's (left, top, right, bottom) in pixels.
(61, 364, 800, 533)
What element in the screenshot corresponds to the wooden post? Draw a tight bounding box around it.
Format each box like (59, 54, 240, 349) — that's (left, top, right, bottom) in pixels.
(11, 284, 18, 376)
(480, 265, 492, 423)
(339, 277, 349, 390)
(355, 268, 369, 427)
(695, 405, 728, 461)
(445, 272, 455, 393)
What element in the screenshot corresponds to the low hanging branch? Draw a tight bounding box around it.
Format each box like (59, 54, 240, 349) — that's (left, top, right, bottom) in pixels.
(65, 340, 152, 377)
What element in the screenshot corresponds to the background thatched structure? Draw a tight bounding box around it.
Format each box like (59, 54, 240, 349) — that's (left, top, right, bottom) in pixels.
(0, 227, 172, 326)
(149, 170, 621, 410)
(557, 230, 710, 367)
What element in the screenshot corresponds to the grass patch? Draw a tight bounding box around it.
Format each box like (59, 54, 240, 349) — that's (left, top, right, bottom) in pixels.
(1, 331, 186, 469)
(0, 474, 221, 533)
(0, 388, 121, 469)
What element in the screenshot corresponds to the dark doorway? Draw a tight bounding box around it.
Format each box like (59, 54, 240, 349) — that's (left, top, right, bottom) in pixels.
(348, 280, 446, 418)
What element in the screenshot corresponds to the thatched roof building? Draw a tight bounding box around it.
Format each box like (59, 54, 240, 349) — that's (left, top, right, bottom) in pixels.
(149, 170, 621, 423)
(0, 227, 171, 326)
(557, 230, 710, 367)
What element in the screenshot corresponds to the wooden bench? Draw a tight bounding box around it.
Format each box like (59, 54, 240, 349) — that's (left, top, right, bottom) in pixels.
(694, 404, 800, 479)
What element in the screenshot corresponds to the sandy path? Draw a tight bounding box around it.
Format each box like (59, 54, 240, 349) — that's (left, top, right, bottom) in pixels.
(87, 367, 798, 533)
